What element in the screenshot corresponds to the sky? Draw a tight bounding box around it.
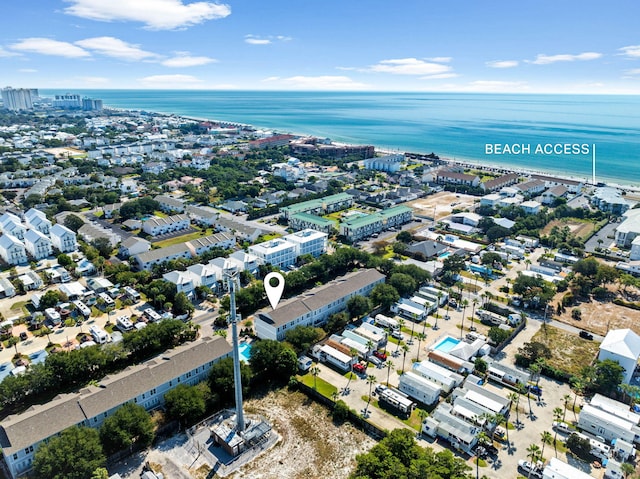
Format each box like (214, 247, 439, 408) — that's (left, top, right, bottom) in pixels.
(1, 0, 639, 93)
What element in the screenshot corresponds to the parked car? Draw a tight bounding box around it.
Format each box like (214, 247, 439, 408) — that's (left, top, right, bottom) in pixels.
(369, 356, 383, 367)
(391, 330, 404, 341)
(493, 426, 507, 441)
(518, 460, 543, 479)
(373, 350, 387, 361)
(353, 363, 366, 374)
(552, 421, 572, 434)
(527, 384, 543, 396)
(19, 332, 28, 341)
(579, 330, 594, 340)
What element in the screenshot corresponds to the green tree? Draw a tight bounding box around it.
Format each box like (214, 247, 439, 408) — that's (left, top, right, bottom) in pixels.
(621, 462, 635, 479)
(396, 230, 412, 243)
(91, 237, 113, 258)
(324, 311, 350, 334)
(208, 357, 252, 406)
(333, 399, 350, 423)
(488, 326, 510, 345)
(370, 283, 400, 310)
(173, 291, 195, 317)
(39, 289, 68, 310)
(592, 358, 625, 396)
(99, 402, 154, 455)
(283, 325, 324, 354)
(33, 426, 106, 479)
(91, 468, 109, 479)
(347, 295, 371, 319)
(164, 383, 206, 425)
(57, 253, 73, 267)
(442, 254, 467, 274)
(540, 431, 553, 460)
(63, 214, 85, 233)
(249, 339, 298, 383)
(389, 273, 417, 297)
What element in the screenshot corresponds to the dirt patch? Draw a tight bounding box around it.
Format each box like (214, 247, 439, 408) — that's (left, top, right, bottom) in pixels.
(229, 389, 376, 479)
(407, 192, 478, 220)
(540, 219, 596, 241)
(551, 291, 640, 337)
(530, 325, 600, 376)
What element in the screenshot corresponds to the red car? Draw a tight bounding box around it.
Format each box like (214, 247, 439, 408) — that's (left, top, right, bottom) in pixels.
(353, 363, 366, 374)
(373, 350, 387, 361)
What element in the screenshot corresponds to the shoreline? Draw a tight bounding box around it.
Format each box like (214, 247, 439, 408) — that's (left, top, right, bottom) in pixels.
(106, 105, 639, 192)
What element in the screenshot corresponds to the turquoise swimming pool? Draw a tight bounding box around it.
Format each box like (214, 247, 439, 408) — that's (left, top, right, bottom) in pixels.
(438, 251, 451, 259)
(433, 336, 460, 353)
(238, 343, 252, 362)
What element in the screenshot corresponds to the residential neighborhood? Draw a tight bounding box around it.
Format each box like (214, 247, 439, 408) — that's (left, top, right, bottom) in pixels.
(1, 95, 640, 479)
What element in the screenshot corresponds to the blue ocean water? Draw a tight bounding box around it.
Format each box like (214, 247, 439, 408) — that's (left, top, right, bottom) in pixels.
(41, 90, 640, 186)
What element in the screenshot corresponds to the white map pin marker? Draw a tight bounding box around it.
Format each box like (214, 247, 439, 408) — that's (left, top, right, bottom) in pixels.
(264, 272, 285, 310)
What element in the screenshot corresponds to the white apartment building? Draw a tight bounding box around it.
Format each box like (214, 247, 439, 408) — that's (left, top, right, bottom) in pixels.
(142, 214, 190, 237)
(134, 244, 192, 271)
(0, 336, 231, 479)
(255, 269, 385, 340)
(49, 223, 77, 253)
(249, 229, 328, 269)
(0, 234, 27, 265)
(24, 208, 51, 235)
(163, 271, 196, 296)
(23, 229, 53, 260)
(186, 232, 235, 256)
(283, 229, 328, 258)
(249, 238, 298, 269)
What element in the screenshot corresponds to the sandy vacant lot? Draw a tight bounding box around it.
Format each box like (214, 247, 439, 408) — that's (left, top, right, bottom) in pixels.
(552, 289, 640, 337)
(407, 192, 478, 220)
(230, 389, 376, 479)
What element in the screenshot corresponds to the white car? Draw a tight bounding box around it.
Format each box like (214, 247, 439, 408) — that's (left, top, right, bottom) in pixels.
(552, 421, 571, 434)
(391, 330, 404, 341)
(518, 460, 543, 479)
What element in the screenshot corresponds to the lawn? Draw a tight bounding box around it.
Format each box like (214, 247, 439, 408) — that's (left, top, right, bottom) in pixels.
(152, 230, 207, 248)
(540, 218, 600, 242)
(298, 374, 338, 398)
(529, 325, 600, 377)
(152, 210, 168, 218)
(258, 232, 282, 242)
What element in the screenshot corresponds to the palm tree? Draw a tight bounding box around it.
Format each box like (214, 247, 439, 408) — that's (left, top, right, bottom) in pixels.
(331, 391, 339, 403)
(540, 431, 553, 460)
(508, 391, 520, 425)
(570, 377, 584, 420)
(366, 374, 376, 408)
(310, 366, 320, 391)
(415, 332, 427, 361)
(386, 360, 394, 386)
(552, 407, 564, 456)
(620, 462, 635, 479)
(365, 339, 374, 356)
(471, 297, 479, 323)
(397, 318, 405, 335)
(401, 343, 410, 372)
(526, 444, 541, 476)
(460, 299, 469, 339)
(562, 394, 572, 422)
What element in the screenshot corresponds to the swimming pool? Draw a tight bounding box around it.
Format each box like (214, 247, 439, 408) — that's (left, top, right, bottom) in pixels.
(238, 343, 252, 362)
(433, 336, 460, 353)
(438, 251, 451, 259)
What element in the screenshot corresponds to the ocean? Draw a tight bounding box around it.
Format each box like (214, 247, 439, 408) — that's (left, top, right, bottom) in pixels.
(41, 90, 640, 186)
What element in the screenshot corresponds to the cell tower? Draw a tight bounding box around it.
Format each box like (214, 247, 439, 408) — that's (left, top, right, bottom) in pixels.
(224, 263, 245, 432)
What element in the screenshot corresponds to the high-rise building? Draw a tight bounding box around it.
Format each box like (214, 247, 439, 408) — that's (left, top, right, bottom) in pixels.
(53, 93, 82, 109)
(82, 97, 103, 111)
(1, 87, 34, 111)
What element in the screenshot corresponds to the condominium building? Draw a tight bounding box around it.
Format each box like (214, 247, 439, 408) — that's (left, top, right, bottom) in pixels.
(23, 229, 53, 260)
(339, 205, 412, 241)
(49, 224, 77, 253)
(249, 238, 298, 269)
(1, 87, 34, 111)
(142, 214, 190, 236)
(289, 212, 336, 234)
(255, 268, 385, 340)
(279, 193, 354, 220)
(283, 229, 328, 258)
(0, 234, 27, 265)
(0, 336, 232, 479)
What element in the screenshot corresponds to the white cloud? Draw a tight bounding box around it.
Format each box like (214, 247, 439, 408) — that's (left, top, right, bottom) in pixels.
(245, 34, 292, 45)
(625, 68, 640, 76)
(245, 38, 271, 45)
(275, 75, 368, 90)
(161, 54, 217, 67)
(420, 73, 459, 80)
(10, 38, 90, 58)
(64, 0, 231, 30)
(18, 69, 38, 73)
(426, 57, 452, 63)
(75, 36, 158, 61)
(369, 58, 451, 76)
(529, 52, 602, 65)
(619, 45, 640, 58)
(0, 47, 20, 57)
(138, 74, 204, 86)
(486, 60, 519, 69)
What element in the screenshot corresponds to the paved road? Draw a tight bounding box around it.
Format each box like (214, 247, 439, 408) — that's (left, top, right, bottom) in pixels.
(584, 220, 618, 253)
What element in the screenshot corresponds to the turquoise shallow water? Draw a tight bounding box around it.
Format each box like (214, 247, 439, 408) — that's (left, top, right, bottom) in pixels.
(41, 90, 640, 185)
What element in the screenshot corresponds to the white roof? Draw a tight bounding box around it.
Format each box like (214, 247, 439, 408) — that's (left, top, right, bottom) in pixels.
(50, 223, 75, 238)
(600, 328, 640, 360)
(543, 458, 596, 479)
(465, 389, 504, 414)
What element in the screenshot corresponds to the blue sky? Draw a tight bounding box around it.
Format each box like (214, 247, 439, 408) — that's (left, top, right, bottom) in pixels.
(1, 0, 639, 93)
